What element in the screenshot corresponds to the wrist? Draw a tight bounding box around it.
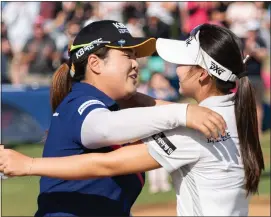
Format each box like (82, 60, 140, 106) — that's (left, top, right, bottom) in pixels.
(178, 103, 188, 127)
(27, 157, 35, 176)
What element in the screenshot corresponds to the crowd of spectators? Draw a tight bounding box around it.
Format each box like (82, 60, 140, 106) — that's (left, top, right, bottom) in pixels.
(1, 2, 269, 87)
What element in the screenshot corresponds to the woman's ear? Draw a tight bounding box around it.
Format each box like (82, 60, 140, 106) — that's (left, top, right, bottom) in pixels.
(87, 54, 101, 74)
(199, 68, 210, 83)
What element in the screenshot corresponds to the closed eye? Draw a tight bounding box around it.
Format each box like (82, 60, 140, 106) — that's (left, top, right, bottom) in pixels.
(122, 49, 136, 59)
(124, 54, 132, 58)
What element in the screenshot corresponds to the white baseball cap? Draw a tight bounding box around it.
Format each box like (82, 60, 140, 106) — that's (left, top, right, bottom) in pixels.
(246, 20, 260, 31)
(156, 26, 237, 82)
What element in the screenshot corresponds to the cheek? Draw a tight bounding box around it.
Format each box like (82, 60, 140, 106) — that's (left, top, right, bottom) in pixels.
(120, 60, 133, 80)
(104, 57, 133, 86)
(105, 58, 125, 76)
(176, 67, 187, 82)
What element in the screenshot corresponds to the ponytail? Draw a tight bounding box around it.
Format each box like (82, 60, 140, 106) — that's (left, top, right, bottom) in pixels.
(196, 24, 265, 196)
(50, 63, 73, 112)
(234, 76, 265, 196)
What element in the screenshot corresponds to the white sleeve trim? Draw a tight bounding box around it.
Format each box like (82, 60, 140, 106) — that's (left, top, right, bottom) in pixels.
(148, 144, 176, 173)
(78, 100, 105, 115)
(81, 103, 188, 149)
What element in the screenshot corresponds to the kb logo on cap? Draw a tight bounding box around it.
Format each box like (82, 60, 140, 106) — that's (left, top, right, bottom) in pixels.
(113, 22, 130, 34)
(75, 38, 103, 59)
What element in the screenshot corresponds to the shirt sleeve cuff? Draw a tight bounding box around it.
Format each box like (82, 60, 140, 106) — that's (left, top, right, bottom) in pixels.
(177, 103, 188, 127)
(147, 144, 176, 174)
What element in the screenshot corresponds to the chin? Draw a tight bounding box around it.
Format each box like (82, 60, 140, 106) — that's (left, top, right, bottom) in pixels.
(124, 87, 137, 99)
(178, 87, 183, 94)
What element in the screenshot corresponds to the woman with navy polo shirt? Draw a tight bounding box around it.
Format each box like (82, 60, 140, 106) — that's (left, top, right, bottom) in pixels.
(0, 21, 226, 216)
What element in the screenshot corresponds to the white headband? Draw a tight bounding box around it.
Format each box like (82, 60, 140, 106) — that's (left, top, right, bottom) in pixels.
(193, 32, 237, 82)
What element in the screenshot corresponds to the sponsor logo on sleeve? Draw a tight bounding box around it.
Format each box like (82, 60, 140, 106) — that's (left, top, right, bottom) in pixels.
(78, 100, 105, 115)
(152, 132, 177, 155)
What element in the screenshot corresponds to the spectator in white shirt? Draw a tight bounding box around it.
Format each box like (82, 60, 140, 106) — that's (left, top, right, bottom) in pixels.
(2, 2, 40, 85)
(226, 2, 258, 39)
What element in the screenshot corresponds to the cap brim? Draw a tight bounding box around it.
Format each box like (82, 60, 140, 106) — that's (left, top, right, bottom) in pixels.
(156, 38, 200, 65)
(105, 37, 156, 58)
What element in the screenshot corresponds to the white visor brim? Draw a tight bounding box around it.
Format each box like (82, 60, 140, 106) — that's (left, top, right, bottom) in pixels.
(156, 38, 200, 66)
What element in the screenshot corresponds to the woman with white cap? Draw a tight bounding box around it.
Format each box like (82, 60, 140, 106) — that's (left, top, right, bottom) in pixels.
(0, 24, 264, 216)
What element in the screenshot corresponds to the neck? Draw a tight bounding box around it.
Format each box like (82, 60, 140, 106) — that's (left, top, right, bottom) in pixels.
(81, 80, 118, 100)
(194, 88, 225, 104)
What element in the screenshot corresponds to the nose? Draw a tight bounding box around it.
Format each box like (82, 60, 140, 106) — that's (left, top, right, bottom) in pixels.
(132, 59, 139, 72)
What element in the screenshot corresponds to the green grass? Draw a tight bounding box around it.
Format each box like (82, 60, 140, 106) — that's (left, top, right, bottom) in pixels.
(134, 178, 175, 206)
(2, 176, 40, 216)
(259, 177, 270, 195)
(261, 130, 270, 172)
(2, 131, 270, 216)
(2, 144, 43, 216)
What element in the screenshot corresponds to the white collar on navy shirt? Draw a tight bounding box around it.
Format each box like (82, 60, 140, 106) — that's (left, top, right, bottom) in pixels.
(199, 93, 235, 107)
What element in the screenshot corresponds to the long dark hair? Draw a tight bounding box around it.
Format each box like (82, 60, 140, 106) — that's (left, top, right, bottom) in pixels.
(199, 24, 265, 196)
(50, 47, 109, 112)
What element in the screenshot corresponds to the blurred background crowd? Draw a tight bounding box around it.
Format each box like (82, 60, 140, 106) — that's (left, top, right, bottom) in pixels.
(1, 1, 270, 194)
(1, 2, 270, 88)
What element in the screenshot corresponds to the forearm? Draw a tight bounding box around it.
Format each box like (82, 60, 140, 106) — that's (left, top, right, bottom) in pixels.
(30, 144, 159, 179)
(104, 104, 187, 143)
(31, 154, 111, 179)
(82, 104, 187, 146)
(21, 53, 36, 64)
(244, 47, 267, 62)
(251, 49, 267, 62)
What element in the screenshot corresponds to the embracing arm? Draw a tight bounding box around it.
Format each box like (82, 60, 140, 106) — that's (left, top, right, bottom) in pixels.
(82, 100, 226, 148)
(0, 143, 160, 179)
(82, 92, 185, 146)
(31, 143, 159, 179)
(0, 128, 200, 179)
(82, 104, 187, 147)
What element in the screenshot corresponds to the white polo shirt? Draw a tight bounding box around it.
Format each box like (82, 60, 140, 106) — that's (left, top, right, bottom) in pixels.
(143, 93, 249, 216)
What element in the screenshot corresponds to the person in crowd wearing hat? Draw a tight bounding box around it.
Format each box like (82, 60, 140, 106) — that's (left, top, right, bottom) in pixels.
(243, 20, 268, 136)
(18, 16, 60, 86)
(0, 21, 226, 217)
(0, 23, 264, 216)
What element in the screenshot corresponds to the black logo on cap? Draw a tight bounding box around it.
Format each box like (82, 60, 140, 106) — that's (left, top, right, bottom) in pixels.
(185, 36, 194, 47)
(209, 61, 225, 75)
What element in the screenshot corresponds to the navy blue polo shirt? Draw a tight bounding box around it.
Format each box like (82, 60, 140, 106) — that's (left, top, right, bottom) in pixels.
(36, 82, 145, 216)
